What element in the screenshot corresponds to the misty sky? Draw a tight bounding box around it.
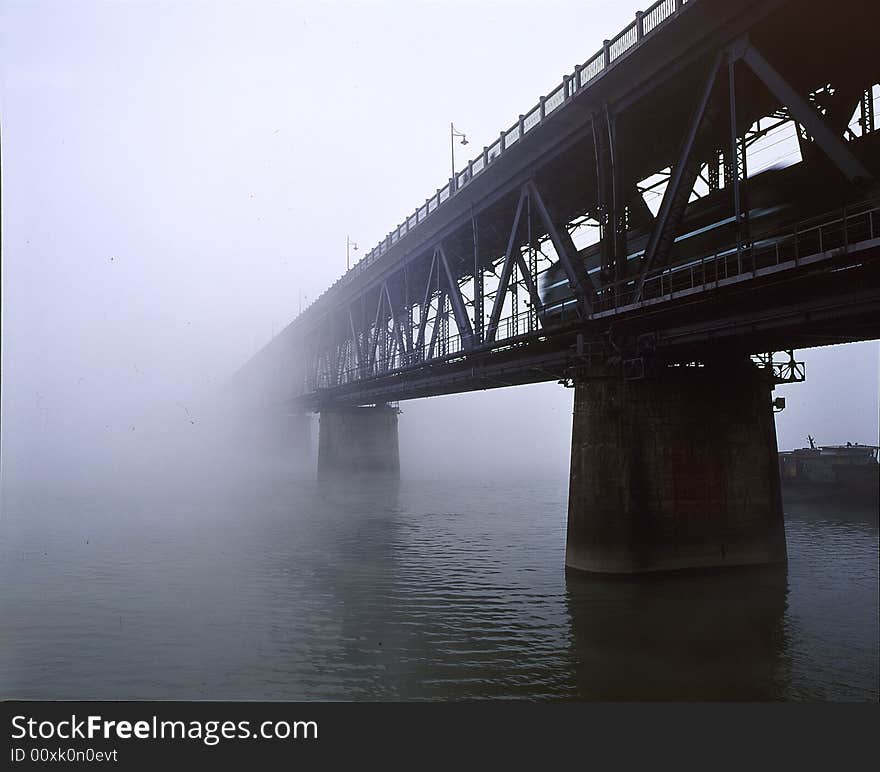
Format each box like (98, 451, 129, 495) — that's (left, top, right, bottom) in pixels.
(2, 0, 878, 484)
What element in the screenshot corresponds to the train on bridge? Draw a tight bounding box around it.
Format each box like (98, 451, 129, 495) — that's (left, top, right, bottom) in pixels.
(539, 130, 880, 319)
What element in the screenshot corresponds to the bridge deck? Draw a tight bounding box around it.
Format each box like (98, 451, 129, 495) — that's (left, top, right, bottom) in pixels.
(296, 199, 880, 408)
(233, 0, 880, 411)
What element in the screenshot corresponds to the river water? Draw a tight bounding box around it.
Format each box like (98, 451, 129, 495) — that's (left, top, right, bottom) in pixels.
(1, 456, 877, 701)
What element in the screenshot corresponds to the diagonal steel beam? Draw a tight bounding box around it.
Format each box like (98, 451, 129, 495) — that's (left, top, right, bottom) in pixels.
(334, 346, 342, 382)
(403, 266, 415, 356)
(592, 114, 615, 278)
(427, 291, 446, 360)
(514, 250, 546, 327)
(415, 249, 438, 360)
(334, 339, 348, 385)
(329, 344, 339, 387)
(438, 244, 474, 350)
(367, 286, 385, 372)
(348, 307, 362, 373)
(385, 320, 398, 371)
(486, 189, 527, 342)
(728, 56, 750, 267)
(383, 283, 408, 367)
(526, 180, 594, 316)
(634, 51, 723, 303)
(741, 43, 872, 184)
(628, 184, 655, 231)
(472, 215, 484, 344)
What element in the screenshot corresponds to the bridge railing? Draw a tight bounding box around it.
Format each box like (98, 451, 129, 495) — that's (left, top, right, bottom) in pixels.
(314, 202, 879, 393)
(315, 304, 561, 389)
(299, 0, 692, 321)
(591, 200, 880, 312)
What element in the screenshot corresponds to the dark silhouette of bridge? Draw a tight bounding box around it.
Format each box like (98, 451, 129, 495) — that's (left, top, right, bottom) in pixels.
(233, 0, 880, 574)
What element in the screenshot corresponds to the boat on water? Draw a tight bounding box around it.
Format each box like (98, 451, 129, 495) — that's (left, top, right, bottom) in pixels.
(778, 436, 879, 502)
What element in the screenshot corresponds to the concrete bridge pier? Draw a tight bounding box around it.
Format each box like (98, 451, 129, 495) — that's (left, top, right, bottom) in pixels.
(566, 358, 787, 574)
(317, 405, 400, 480)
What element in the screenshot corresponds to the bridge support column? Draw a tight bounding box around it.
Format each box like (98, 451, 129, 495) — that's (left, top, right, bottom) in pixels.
(566, 358, 786, 574)
(318, 405, 400, 479)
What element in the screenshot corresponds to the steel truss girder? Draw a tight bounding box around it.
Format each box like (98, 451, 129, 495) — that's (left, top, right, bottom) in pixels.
(513, 239, 546, 333)
(403, 265, 414, 356)
(472, 215, 484, 344)
(483, 184, 569, 343)
(728, 54, 750, 266)
(415, 249, 438, 359)
(486, 189, 527, 342)
(627, 183, 655, 231)
(383, 282, 408, 368)
(752, 350, 805, 385)
(634, 50, 724, 303)
(592, 113, 616, 277)
(525, 180, 595, 316)
(428, 291, 446, 361)
(437, 244, 474, 350)
(740, 43, 873, 184)
(348, 307, 362, 374)
(860, 88, 875, 136)
(632, 37, 873, 306)
(367, 282, 386, 372)
(304, 33, 877, 397)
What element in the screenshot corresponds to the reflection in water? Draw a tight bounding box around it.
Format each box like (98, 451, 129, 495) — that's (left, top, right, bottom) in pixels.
(565, 567, 790, 700)
(0, 465, 876, 700)
(299, 477, 407, 699)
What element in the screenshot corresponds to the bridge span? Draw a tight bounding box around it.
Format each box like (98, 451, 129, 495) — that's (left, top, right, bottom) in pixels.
(233, 0, 880, 574)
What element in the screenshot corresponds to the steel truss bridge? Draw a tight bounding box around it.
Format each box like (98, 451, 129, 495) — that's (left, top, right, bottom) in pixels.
(236, 0, 880, 412)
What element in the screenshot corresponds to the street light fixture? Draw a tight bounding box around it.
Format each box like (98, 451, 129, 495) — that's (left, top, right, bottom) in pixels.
(451, 122, 468, 181)
(346, 235, 358, 271)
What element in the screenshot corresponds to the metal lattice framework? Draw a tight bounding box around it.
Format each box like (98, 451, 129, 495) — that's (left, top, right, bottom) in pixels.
(234, 0, 880, 410)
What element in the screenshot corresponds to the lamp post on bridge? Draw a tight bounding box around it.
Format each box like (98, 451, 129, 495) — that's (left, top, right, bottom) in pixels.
(346, 235, 358, 271)
(451, 123, 468, 182)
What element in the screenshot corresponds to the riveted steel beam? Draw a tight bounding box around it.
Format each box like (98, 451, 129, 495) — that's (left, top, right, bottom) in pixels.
(741, 43, 873, 184)
(634, 50, 723, 303)
(486, 189, 527, 342)
(438, 244, 474, 350)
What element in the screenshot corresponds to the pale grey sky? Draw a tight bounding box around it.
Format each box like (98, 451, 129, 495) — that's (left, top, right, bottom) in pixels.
(1, 0, 877, 482)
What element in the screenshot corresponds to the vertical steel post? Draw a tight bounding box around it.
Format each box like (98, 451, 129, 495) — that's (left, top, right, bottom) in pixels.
(511, 247, 519, 337)
(405, 265, 413, 365)
(861, 87, 875, 135)
(606, 106, 627, 297)
(708, 149, 721, 191)
(473, 214, 483, 344)
(528, 193, 537, 332)
(728, 57, 744, 274)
